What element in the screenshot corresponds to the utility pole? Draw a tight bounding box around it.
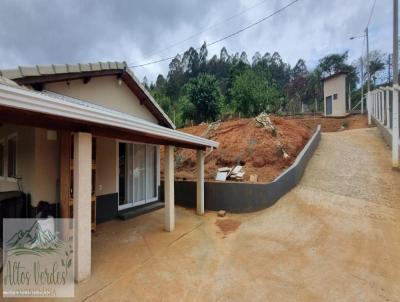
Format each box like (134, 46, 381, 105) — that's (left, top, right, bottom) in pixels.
(366, 27, 372, 124)
(366, 27, 371, 93)
(394, 0, 399, 85)
(392, 0, 399, 168)
(361, 56, 364, 113)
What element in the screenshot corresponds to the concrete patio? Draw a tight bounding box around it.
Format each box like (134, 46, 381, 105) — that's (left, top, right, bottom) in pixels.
(3, 127, 400, 301)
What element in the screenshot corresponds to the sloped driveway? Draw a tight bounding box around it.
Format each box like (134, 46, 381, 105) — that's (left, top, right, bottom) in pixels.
(11, 127, 399, 301)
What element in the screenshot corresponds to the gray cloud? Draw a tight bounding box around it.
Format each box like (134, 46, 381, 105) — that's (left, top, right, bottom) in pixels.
(0, 0, 392, 81)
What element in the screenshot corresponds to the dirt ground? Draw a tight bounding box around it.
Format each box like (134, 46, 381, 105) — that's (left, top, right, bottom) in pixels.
(296, 113, 369, 132)
(14, 127, 399, 302)
(163, 114, 369, 183)
(162, 116, 312, 183)
(85, 128, 400, 301)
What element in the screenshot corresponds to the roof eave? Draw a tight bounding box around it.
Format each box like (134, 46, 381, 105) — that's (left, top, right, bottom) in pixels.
(0, 83, 218, 149)
(1, 62, 176, 129)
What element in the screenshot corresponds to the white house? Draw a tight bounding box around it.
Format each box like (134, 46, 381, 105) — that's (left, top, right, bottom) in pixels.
(0, 62, 219, 282)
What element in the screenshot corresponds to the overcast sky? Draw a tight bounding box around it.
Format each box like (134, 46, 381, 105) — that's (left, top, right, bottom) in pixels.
(0, 0, 392, 82)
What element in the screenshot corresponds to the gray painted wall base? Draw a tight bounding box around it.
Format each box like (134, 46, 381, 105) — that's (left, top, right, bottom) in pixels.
(161, 125, 321, 213)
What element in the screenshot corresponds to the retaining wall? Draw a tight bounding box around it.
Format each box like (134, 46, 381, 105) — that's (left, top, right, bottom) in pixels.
(161, 125, 321, 213)
(372, 116, 394, 147)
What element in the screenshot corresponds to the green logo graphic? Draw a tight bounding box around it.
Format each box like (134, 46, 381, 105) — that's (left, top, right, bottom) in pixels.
(3, 218, 74, 298)
(7, 220, 64, 256)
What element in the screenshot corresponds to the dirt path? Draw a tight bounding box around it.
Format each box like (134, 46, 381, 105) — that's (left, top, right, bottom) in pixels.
(24, 127, 398, 302)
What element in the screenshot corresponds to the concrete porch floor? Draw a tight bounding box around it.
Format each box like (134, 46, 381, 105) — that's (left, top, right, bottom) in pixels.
(3, 127, 400, 301)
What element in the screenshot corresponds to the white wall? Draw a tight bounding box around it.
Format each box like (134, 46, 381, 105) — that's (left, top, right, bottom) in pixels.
(324, 74, 347, 117)
(44, 76, 158, 124)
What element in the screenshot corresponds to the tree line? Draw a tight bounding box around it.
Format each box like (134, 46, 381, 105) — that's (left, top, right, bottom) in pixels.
(144, 43, 389, 127)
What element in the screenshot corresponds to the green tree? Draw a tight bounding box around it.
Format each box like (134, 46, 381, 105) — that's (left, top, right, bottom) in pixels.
(166, 55, 185, 103)
(183, 73, 222, 124)
(199, 42, 208, 73)
(318, 52, 358, 88)
(368, 50, 386, 85)
(230, 69, 281, 117)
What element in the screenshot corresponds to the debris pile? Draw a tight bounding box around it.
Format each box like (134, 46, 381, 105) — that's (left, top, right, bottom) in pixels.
(215, 165, 245, 181)
(256, 113, 290, 161)
(202, 120, 221, 138)
(255, 113, 277, 137)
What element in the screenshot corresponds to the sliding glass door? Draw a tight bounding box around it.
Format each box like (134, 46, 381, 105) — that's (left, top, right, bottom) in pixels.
(133, 144, 146, 205)
(118, 142, 158, 210)
(146, 145, 157, 201)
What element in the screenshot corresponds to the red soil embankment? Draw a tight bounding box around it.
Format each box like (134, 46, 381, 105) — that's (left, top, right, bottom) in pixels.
(161, 116, 312, 183)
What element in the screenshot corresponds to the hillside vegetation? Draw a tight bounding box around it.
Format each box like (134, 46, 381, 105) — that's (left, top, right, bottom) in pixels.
(146, 44, 388, 128)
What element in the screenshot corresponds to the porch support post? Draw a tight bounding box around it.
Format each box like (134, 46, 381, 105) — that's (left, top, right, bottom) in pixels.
(392, 87, 399, 168)
(73, 132, 92, 282)
(164, 145, 175, 232)
(196, 149, 205, 215)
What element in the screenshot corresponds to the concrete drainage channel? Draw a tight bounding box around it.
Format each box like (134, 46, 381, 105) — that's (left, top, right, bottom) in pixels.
(161, 125, 321, 213)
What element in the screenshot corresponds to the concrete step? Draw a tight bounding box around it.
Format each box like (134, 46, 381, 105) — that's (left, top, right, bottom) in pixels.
(118, 202, 164, 220)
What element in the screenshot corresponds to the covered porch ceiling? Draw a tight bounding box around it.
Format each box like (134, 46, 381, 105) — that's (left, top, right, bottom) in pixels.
(0, 83, 219, 150)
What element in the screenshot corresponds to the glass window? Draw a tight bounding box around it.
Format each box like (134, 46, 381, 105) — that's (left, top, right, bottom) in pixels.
(7, 135, 17, 178)
(333, 94, 338, 100)
(0, 140, 4, 177)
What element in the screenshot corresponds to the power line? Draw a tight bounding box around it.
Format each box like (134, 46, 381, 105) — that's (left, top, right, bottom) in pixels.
(129, 0, 300, 68)
(207, 0, 299, 48)
(135, 0, 271, 62)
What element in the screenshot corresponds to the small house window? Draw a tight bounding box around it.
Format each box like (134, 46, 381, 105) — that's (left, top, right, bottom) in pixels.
(7, 135, 17, 178)
(333, 94, 338, 100)
(0, 140, 4, 178)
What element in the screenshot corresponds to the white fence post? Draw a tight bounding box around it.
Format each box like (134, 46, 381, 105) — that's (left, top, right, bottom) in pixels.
(386, 88, 390, 128)
(367, 92, 372, 124)
(379, 91, 381, 121)
(379, 91, 383, 122)
(393, 86, 399, 168)
(381, 91, 384, 123)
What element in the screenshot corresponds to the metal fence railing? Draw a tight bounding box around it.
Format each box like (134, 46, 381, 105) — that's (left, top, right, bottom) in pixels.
(367, 85, 400, 167)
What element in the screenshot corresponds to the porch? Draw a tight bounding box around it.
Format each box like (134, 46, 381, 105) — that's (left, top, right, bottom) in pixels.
(0, 81, 218, 283)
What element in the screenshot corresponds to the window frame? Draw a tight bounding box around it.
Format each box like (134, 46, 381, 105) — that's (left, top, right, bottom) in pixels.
(6, 133, 18, 182)
(115, 140, 160, 210)
(0, 138, 5, 180)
